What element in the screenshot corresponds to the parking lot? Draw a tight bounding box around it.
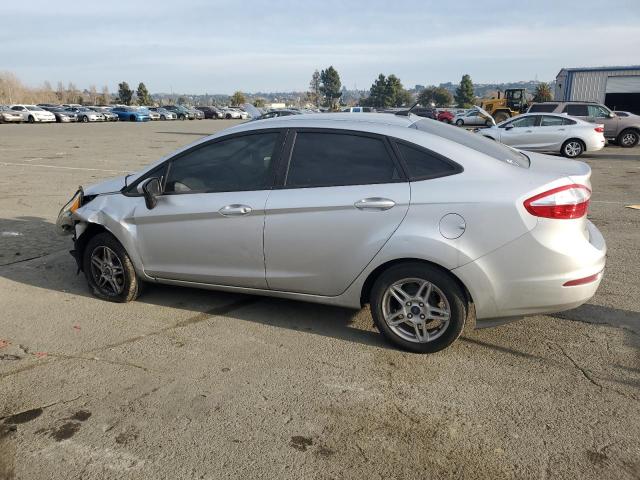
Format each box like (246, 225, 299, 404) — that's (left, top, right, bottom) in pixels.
(0, 120, 639, 479)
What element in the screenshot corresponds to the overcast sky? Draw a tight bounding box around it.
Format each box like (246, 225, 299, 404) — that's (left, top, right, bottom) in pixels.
(2, 0, 640, 94)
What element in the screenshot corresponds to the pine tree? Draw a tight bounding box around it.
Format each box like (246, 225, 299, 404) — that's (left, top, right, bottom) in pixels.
(454, 74, 475, 108)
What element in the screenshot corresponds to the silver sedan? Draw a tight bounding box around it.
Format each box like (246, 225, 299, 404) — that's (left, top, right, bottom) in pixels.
(481, 113, 606, 158)
(57, 114, 605, 353)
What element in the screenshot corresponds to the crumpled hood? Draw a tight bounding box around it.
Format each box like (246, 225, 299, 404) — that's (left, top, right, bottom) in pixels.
(83, 175, 128, 196)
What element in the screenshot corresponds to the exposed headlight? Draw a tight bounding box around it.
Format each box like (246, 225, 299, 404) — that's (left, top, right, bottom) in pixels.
(56, 188, 83, 235)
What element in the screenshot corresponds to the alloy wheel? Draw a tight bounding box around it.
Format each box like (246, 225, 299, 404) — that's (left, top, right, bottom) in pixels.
(564, 141, 582, 157)
(382, 278, 451, 343)
(621, 132, 638, 147)
(89, 246, 125, 296)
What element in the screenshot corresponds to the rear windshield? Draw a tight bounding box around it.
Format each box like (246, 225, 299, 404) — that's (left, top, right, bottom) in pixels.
(528, 104, 558, 113)
(411, 118, 530, 168)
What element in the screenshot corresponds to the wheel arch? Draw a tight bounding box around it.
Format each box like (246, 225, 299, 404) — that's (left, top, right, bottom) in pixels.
(359, 258, 474, 309)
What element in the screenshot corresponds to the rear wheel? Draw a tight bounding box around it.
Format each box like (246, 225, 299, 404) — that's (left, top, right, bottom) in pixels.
(82, 115, 89, 123)
(27, 115, 35, 124)
(561, 139, 584, 158)
(617, 129, 639, 148)
(370, 264, 467, 353)
(160, 115, 166, 120)
(179, 114, 185, 120)
(455, 119, 464, 127)
(83, 232, 141, 303)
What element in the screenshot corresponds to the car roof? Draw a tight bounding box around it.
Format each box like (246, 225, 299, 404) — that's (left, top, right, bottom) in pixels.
(236, 112, 416, 130)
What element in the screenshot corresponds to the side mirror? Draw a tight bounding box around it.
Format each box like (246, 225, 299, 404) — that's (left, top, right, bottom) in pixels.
(609, 112, 616, 118)
(505, 125, 514, 130)
(141, 177, 161, 210)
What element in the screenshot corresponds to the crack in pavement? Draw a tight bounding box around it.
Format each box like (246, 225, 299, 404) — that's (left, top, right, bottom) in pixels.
(0, 296, 259, 380)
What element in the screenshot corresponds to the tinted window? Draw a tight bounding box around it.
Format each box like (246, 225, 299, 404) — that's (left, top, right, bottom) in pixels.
(286, 132, 399, 187)
(540, 115, 566, 126)
(166, 133, 279, 193)
(528, 104, 558, 113)
(563, 104, 589, 116)
(615, 111, 628, 117)
(396, 143, 458, 180)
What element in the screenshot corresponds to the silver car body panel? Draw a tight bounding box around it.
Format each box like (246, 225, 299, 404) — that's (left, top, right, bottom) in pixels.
(70, 113, 606, 322)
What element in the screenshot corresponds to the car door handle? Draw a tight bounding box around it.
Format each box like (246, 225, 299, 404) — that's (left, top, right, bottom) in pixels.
(525, 130, 533, 133)
(354, 198, 396, 211)
(219, 204, 252, 216)
(558, 128, 565, 131)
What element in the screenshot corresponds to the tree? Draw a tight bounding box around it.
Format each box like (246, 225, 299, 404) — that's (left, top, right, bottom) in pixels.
(417, 86, 453, 107)
(177, 96, 188, 105)
(67, 82, 81, 104)
(319, 66, 341, 110)
(136, 82, 152, 106)
(253, 98, 266, 108)
(88, 85, 98, 105)
(230, 91, 246, 106)
(307, 69, 321, 108)
(117, 81, 133, 105)
(99, 85, 110, 105)
(454, 74, 475, 108)
(533, 82, 552, 103)
(363, 73, 412, 108)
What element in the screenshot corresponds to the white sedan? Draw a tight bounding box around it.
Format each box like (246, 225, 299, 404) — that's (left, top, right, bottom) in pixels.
(9, 105, 56, 123)
(481, 113, 606, 158)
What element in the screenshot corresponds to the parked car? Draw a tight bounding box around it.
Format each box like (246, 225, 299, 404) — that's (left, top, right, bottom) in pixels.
(259, 109, 301, 119)
(56, 113, 605, 354)
(149, 107, 177, 120)
(88, 106, 118, 122)
(9, 105, 56, 123)
(481, 113, 605, 158)
(110, 106, 151, 122)
(453, 108, 495, 127)
(527, 101, 640, 148)
(195, 106, 224, 119)
(163, 105, 194, 120)
(220, 108, 242, 119)
(138, 108, 160, 121)
(342, 107, 374, 113)
(0, 105, 25, 123)
(64, 107, 104, 123)
(185, 107, 204, 120)
(43, 106, 78, 123)
(437, 110, 455, 123)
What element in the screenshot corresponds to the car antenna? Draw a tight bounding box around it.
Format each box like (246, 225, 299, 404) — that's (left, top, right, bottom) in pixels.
(395, 101, 419, 117)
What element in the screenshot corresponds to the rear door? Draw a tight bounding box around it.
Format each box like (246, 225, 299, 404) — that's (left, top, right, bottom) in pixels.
(537, 115, 572, 150)
(264, 129, 410, 296)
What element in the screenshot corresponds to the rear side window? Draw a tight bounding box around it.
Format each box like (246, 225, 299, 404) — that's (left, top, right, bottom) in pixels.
(395, 142, 460, 180)
(528, 104, 558, 113)
(563, 104, 589, 116)
(286, 132, 400, 187)
(541, 116, 576, 126)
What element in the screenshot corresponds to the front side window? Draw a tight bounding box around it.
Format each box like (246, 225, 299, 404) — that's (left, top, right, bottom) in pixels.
(286, 132, 400, 188)
(588, 105, 610, 118)
(165, 133, 279, 193)
(563, 104, 589, 116)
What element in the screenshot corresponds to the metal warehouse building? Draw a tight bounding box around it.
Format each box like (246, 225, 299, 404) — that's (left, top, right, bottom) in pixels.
(555, 65, 640, 114)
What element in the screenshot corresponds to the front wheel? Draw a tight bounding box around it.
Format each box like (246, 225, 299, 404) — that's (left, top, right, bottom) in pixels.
(370, 264, 467, 353)
(455, 119, 464, 127)
(83, 232, 141, 303)
(28, 116, 35, 124)
(617, 129, 639, 148)
(561, 139, 584, 158)
(179, 114, 185, 120)
(160, 115, 166, 120)
(82, 115, 89, 123)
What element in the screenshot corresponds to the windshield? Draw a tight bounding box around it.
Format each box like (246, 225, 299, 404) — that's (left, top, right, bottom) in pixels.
(411, 119, 530, 168)
(26, 106, 44, 111)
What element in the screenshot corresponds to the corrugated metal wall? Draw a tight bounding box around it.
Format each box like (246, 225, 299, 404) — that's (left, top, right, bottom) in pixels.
(567, 69, 640, 102)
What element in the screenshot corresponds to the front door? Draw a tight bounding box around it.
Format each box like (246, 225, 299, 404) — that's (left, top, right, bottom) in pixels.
(499, 115, 540, 149)
(264, 130, 410, 296)
(134, 131, 284, 288)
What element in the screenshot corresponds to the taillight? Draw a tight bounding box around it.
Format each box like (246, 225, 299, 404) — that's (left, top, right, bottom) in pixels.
(594, 126, 604, 133)
(524, 184, 591, 219)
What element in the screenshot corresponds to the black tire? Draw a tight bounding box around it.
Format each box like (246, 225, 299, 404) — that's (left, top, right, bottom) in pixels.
(82, 115, 89, 123)
(130, 115, 137, 122)
(370, 263, 467, 353)
(82, 232, 141, 303)
(455, 119, 464, 127)
(160, 115, 166, 120)
(484, 118, 493, 127)
(561, 139, 584, 158)
(225, 113, 232, 119)
(617, 129, 639, 148)
(28, 115, 35, 124)
(179, 114, 185, 120)
(493, 111, 510, 123)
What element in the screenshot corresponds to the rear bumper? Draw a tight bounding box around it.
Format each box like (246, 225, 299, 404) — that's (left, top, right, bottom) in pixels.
(453, 220, 606, 321)
(585, 135, 606, 152)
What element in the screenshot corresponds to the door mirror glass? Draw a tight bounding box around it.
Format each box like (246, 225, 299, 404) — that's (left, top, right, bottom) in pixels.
(142, 177, 161, 209)
(505, 125, 514, 130)
(609, 112, 616, 118)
